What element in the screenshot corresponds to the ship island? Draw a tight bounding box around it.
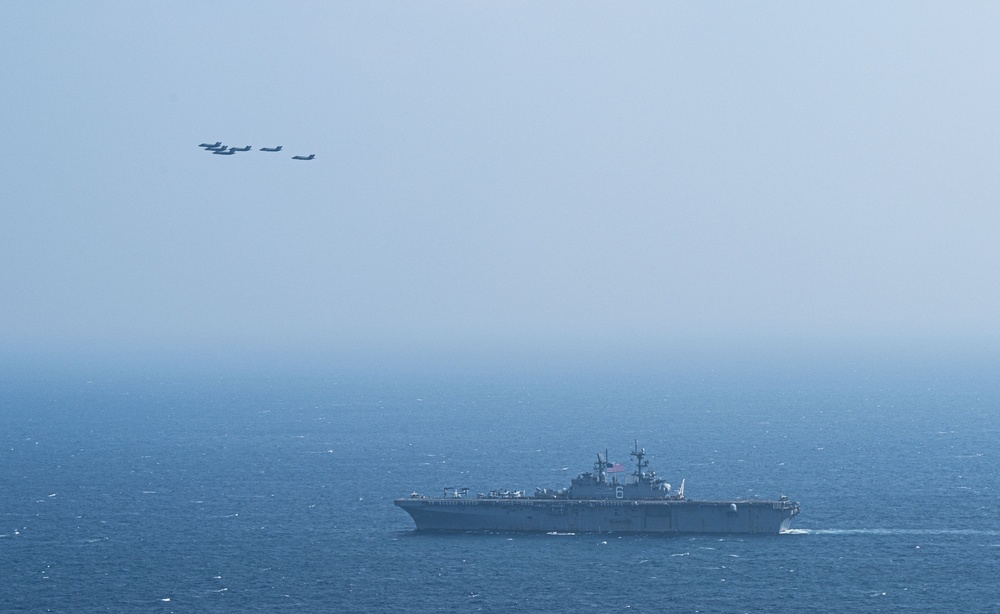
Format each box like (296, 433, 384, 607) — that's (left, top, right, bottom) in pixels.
(395, 442, 799, 534)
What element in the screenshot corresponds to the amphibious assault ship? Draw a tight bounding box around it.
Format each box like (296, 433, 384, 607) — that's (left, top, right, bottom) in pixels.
(395, 442, 799, 534)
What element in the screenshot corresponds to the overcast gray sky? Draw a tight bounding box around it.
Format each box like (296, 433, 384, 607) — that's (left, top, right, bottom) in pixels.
(3, 2, 999, 366)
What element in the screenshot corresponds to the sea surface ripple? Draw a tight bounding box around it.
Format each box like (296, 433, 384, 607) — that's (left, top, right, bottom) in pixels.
(1, 361, 998, 612)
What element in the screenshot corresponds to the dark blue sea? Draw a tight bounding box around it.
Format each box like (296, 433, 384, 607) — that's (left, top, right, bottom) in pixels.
(2, 351, 998, 612)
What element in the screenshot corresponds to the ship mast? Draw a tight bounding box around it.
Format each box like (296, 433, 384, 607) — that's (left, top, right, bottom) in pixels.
(595, 451, 608, 484)
(631, 440, 648, 482)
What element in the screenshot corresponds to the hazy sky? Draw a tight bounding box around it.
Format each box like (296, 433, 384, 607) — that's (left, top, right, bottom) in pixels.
(3, 3, 999, 365)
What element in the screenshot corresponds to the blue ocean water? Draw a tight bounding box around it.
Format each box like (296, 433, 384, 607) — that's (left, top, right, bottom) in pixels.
(1, 355, 998, 612)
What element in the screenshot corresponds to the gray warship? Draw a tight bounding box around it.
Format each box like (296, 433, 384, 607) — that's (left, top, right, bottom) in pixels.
(395, 442, 799, 534)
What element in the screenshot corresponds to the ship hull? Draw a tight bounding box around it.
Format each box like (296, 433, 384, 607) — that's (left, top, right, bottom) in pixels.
(395, 498, 798, 535)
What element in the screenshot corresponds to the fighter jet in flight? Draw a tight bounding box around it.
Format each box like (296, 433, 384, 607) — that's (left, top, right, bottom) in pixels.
(292, 154, 315, 161)
(259, 146, 283, 152)
(212, 148, 237, 155)
(199, 141, 222, 148)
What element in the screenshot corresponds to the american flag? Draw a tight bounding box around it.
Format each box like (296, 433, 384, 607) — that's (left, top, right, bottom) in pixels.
(606, 463, 626, 473)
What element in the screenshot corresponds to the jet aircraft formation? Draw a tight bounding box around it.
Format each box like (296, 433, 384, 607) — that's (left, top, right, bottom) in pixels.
(198, 142, 314, 160)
